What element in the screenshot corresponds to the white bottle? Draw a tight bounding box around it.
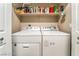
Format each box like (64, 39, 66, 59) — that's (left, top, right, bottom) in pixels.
(45, 7, 49, 14)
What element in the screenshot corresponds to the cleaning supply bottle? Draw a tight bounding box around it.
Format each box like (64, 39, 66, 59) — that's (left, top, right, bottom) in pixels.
(54, 5, 57, 13)
(60, 5, 64, 15)
(49, 6, 54, 13)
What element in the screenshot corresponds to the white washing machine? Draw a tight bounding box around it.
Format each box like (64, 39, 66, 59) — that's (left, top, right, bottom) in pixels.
(12, 26, 41, 56)
(41, 26, 70, 56)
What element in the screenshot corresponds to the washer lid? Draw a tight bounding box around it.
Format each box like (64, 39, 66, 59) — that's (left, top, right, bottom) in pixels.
(12, 30, 41, 36)
(42, 31, 70, 35)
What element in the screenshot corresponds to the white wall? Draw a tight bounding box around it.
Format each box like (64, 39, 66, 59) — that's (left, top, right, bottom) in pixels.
(58, 4, 71, 33)
(20, 16, 59, 23)
(12, 7, 21, 33)
(20, 15, 59, 29)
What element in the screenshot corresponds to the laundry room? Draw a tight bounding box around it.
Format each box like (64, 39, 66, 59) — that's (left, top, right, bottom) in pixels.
(12, 3, 71, 56)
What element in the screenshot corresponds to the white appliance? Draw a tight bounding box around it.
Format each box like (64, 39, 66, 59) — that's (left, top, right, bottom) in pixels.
(12, 26, 41, 56)
(41, 26, 70, 56)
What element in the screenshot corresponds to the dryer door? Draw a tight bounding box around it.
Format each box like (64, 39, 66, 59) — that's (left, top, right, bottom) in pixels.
(43, 35, 70, 56)
(12, 43, 41, 56)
